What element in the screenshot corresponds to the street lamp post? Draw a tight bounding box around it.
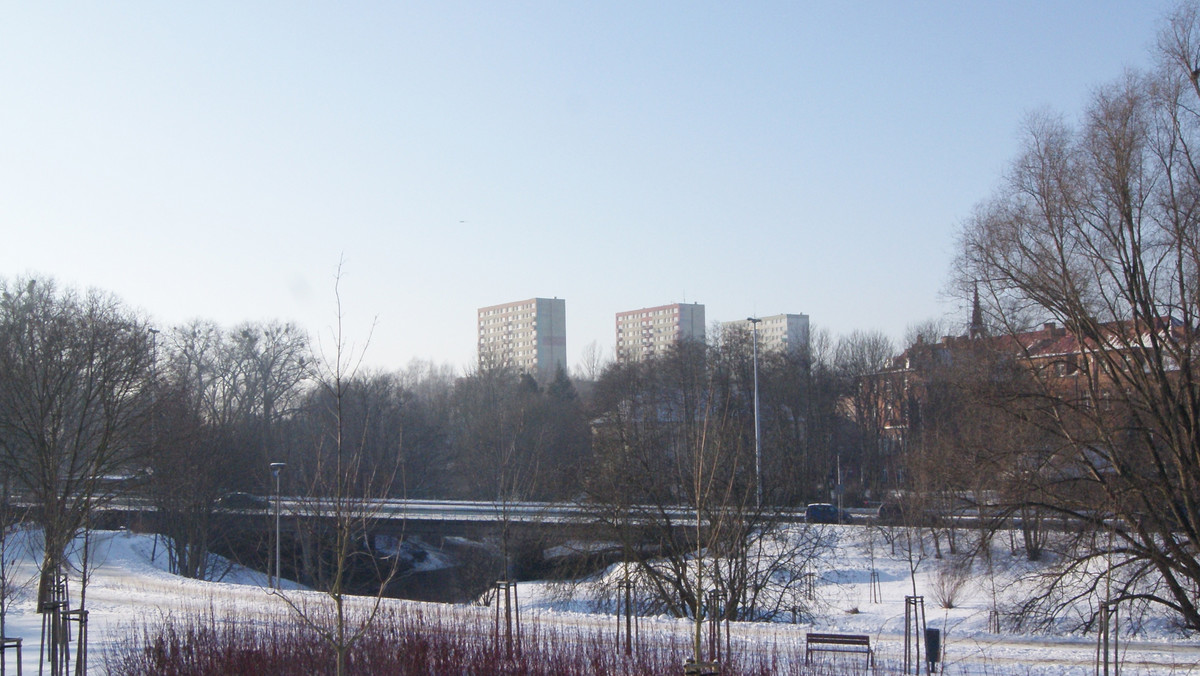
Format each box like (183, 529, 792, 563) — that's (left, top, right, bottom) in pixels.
(270, 462, 286, 590)
(748, 317, 762, 509)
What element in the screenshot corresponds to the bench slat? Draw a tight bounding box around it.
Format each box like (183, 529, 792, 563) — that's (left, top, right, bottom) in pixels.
(807, 633, 870, 645)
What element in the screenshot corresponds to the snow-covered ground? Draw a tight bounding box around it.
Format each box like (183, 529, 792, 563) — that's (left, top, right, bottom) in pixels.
(517, 525, 1200, 675)
(0, 525, 1197, 675)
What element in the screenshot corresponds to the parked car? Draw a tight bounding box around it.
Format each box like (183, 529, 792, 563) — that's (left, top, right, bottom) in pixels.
(805, 503, 840, 524)
(877, 501, 903, 524)
(216, 492, 268, 510)
(875, 499, 941, 526)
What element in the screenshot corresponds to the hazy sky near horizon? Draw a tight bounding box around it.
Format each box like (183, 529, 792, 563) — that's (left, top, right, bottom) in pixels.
(0, 2, 1178, 372)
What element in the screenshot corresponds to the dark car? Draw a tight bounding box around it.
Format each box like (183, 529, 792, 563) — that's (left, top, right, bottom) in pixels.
(805, 503, 840, 524)
(216, 492, 268, 510)
(877, 501, 903, 524)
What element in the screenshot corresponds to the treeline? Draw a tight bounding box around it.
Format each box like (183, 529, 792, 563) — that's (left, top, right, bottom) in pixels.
(0, 274, 920, 507)
(0, 274, 916, 582)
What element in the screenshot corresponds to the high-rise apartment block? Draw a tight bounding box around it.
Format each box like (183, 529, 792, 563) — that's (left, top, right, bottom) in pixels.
(615, 303, 705, 362)
(721, 313, 810, 354)
(477, 298, 566, 382)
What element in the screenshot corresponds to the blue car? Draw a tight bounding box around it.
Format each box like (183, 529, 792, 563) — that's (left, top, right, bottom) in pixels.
(805, 503, 840, 524)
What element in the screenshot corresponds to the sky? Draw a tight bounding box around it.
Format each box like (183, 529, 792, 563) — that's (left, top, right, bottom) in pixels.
(0, 1, 1180, 373)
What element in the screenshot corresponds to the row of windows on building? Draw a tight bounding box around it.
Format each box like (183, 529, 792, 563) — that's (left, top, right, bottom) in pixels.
(480, 302, 536, 316)
(480, 326, 539, 335)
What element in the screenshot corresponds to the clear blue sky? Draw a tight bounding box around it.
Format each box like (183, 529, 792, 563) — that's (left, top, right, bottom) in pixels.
(0, 1, 1176, 372)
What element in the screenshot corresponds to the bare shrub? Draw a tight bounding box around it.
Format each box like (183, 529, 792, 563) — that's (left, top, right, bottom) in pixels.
(931, 558, 972, 609)
(103, 604, 907, 676)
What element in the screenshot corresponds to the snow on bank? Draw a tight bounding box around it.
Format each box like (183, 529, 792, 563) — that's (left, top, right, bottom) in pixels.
(0, 527, 302, 674)
(0, 525, 1195, 674)
(516, 524, 1200, 675)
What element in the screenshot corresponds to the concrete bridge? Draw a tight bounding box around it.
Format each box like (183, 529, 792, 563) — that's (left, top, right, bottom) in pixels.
(95, 497, 844, 549)
(96, 497, 737, 543)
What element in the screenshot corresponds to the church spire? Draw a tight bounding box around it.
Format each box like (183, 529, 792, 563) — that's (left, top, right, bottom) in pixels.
(969, 281, 987, 339)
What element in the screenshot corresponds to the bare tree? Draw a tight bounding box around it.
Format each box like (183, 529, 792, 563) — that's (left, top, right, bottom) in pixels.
(141, 382, 228, 579)
(275, 266, 400, 676)
(393, 359, 456, 498)
(450, 365, 545, 505)
(165, 320, 245, 427)
(793, 327, 852, 503)
(584, 340, 831, 642)
(0, 476, 28, 655)
(904, 318, 953, 348)
(955, 3, 1200, 630)
(227, 320, 310, 475)
(0, 277, 154, 609)
(894, 336, 1041, 559)
(442, 361, 588, 604)
(575, 340, 609, 382)
(835, 330, 895, 498)
(137, 319, 300, 579)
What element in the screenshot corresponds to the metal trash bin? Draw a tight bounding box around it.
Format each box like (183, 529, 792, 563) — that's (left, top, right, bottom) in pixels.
(925, 628, 942, 672)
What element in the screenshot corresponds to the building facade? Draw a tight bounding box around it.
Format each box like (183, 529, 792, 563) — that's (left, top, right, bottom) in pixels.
(615, 302, 705, 362)
(721, 313, 810, 354)
(477, 297, 566, 382)
(862, 314, 1183, 491)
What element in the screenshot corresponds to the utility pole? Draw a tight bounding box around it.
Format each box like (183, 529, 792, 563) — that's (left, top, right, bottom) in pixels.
(748, 317, 762, 509)
(270, 462, 286, 589)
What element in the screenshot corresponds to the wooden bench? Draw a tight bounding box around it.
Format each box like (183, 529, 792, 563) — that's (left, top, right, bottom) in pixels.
(682, 660, 720, 675)
(805, 632, 873, 667)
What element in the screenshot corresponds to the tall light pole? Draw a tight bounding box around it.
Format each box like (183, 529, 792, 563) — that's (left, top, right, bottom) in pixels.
(748, 317, 762, 509)
(270, 462, 286, 590)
